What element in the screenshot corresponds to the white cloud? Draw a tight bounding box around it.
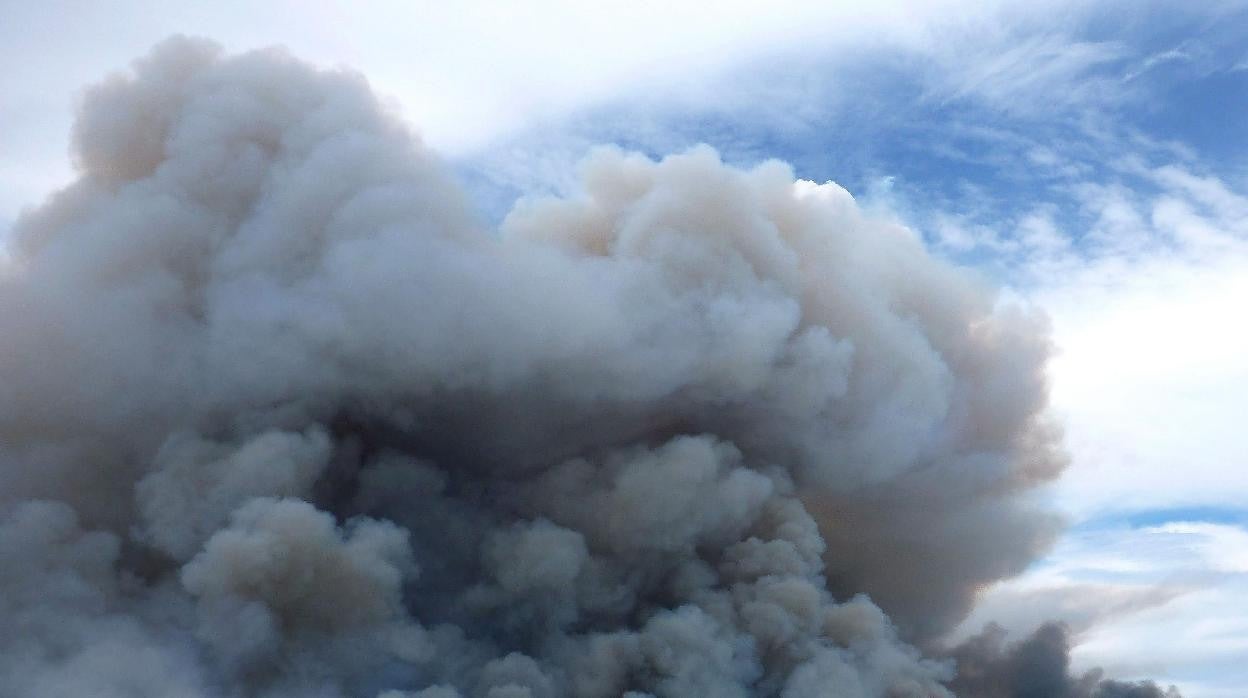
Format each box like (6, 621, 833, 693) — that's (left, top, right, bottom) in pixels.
(1034, 167, 1248, 517)
(924, 34, 1127, 113)
(1123, 46, 1195, 82)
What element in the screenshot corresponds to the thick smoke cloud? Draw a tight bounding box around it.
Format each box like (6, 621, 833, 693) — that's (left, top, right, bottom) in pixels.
(949, 623, 1182, 698)
(0, 35, 1160, 696)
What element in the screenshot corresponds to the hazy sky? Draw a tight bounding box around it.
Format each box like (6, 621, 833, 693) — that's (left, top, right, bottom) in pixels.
(3, 2, 1247, 695)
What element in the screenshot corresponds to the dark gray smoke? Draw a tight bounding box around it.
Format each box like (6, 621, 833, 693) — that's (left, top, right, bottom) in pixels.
(949, 623, 1182, 698)
(0, 35, 1163, 697)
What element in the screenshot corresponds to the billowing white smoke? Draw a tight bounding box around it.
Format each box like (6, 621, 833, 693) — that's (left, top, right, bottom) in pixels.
(0, 36, 1075, 697)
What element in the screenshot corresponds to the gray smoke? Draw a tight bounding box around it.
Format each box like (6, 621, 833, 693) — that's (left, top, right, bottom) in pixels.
(948, 623, 1182, 698)
(0, 35, 1155, 697)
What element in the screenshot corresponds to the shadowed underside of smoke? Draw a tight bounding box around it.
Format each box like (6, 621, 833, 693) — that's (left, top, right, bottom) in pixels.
(0, 36, 1172, 697)
(949, 623, 1182, 698)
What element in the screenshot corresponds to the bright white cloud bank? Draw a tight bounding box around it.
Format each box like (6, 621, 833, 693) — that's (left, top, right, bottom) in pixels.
(1039, 169, 1248, 516)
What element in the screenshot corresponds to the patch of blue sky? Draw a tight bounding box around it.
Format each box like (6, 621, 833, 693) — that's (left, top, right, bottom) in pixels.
(462, 64, 1194, 257)
(454, 2, 1248, 290)
(1134, 66, 1248, 170)
(1075, 506, 1248, 532)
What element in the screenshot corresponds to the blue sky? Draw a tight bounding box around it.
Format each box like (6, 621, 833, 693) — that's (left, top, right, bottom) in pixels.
(2, 1, 1246, 695)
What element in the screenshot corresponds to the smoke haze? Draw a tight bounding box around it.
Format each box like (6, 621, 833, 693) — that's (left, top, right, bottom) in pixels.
(0, 37, 1175, 697)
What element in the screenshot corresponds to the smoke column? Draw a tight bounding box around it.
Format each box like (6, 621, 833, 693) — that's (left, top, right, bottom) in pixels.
(0, 37, 1175, 697)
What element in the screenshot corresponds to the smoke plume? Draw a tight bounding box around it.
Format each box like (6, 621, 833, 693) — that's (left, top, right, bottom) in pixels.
(949, 623, 1182, 698)
(0, 36, 1164, 696)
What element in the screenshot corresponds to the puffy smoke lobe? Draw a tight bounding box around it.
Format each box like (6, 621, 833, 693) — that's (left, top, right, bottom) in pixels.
(0, 35, 1130, 697)
(949, 623, 1182, 698)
